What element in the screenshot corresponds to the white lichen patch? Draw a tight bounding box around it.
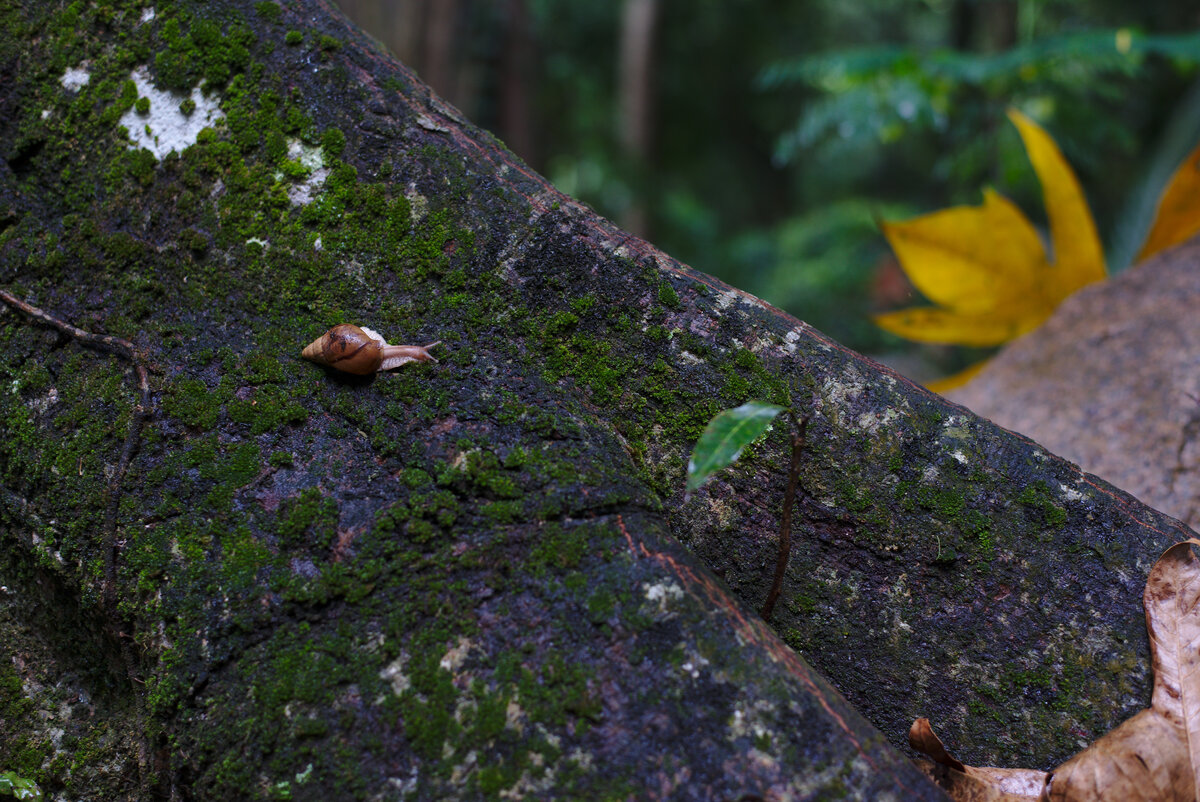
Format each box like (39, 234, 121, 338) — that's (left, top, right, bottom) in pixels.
(789, 755, 894, 801)
(60, 65, 91, 91)
(119, 66, 224, 159)
(783, 325, 807, 355)
(494, 746, 570, 800)
(854, 406, 901, 436)
(726, 699, 779, 747)
(439, 637, 473, 673)
(140, 7, 156, 23)
(704, 495, 738, 530)
(677, 350, 704, 366)
(951, 450, 968, 465)
(1059, 483, 1086, 503)
(385, 768, 420, 796)
(922, 464, 939, 484)
(448, 749, 478, 783)
(283, 138, 329, 205)
(715, 289, 740, 311)
(642, 579, 685, 616)
(378, 653, 411, 695)
(565, 747, 594, 772)
(821, 365, 867, 419)
(406, 184, 429, 222)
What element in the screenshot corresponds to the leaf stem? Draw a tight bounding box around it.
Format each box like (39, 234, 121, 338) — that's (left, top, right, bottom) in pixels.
(761, 412, 809, 621)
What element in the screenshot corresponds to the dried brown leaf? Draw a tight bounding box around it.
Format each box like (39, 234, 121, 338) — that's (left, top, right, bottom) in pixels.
(1144, 538, 1200, 792)
(910, 718, 1048, 800)
(916, 761, 1046, 802)
(910, 718, 967, 772)
(1047, 709, 1191, 801)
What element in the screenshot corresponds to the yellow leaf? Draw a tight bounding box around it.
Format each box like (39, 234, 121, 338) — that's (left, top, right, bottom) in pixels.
(1006, 109, 1106, 296)
(880, 190, 1047, 314)
(873, 306, 1041, 347)
(1137, 141, 1200, 263)
(924, 360, 989, 394)
(876, 109, 1107, 377)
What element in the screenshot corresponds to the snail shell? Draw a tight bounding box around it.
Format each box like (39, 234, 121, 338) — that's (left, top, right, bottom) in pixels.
(302, 324, 439, 375)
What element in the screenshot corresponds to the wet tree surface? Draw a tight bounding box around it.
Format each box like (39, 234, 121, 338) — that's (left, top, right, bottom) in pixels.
(0, 1, 1193, 800)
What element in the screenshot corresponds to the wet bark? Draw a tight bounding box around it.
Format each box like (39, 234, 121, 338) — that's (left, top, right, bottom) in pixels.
(0, 1, 1192, 800)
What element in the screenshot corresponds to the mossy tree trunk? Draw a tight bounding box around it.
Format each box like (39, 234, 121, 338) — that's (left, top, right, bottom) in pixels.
(0, 1, 1190, 800)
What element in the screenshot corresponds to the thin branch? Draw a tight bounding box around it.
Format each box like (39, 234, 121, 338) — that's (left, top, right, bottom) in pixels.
(761, 412, 810, 621)
(0, 288, 151, 612)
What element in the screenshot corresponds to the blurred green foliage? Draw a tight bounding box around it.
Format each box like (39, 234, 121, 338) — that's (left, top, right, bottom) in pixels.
(343, 0, 1200, 372)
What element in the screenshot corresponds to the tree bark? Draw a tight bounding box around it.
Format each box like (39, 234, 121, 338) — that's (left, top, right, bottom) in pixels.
(0, 1, 1191, 800)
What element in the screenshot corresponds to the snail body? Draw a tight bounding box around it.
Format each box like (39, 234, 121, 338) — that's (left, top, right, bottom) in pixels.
(302, 324, 440, 375)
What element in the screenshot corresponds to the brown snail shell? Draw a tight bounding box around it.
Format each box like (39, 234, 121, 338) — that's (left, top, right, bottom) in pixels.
(302, 324, 439, 375)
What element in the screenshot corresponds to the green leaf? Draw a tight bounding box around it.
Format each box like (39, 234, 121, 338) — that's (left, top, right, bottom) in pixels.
(686, 401, 786, 493)
(0, 771, 43, 801)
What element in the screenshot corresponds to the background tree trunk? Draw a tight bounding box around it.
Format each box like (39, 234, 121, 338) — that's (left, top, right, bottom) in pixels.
(0, 1, 1192, 799)
(617, 0, 659, 237)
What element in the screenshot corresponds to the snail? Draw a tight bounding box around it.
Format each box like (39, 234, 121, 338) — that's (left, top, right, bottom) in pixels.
(301, 324, 440, 375)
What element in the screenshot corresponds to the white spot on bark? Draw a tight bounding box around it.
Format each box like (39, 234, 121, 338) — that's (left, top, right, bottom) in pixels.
(439, 637, 472, 672)
(643, 580, 684, 606)
(60, 66, 91, 91)
(1059, 483, 1085, 502)
(716, 289, 739, 310)
(378, 653, 411, 695)
(119, 66, 224, 159)
(783, 325, 808, 354)
(855, 406, 900, 435)
(140, 7, 156, 23)
(407, 184, 429, 221)
(283, 138, 329, 205)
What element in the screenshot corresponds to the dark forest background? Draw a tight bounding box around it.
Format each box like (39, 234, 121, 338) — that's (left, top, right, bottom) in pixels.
(334, 0, 1200, 379)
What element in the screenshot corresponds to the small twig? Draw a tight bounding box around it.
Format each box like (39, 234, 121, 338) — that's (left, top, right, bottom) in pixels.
(0, 288, 151, 612)
(761, 412, 810, 621)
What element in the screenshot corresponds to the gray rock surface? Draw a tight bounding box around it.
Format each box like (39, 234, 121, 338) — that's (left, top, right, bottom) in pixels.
(950, 238, 1200, 528)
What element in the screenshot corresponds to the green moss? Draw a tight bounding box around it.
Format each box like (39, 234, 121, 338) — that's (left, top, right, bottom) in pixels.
(277, 488, 338, 551)
(134, 96, 150, 114)
(570, 294, 597, 316)
(657, 283, 681, 309)
(320, 127, 345, 157)
(265, 451, 292, 469)
(480, 500, 521, 524)
(163, 378, 222, 429)
(154, 15, 255, 92)
(284, 30, 303, 46)
(224, 441, 262, 485)
(1018, 481, 1068, 528)
(254, 1, 283, 21)
(585, 589, 615, 622)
